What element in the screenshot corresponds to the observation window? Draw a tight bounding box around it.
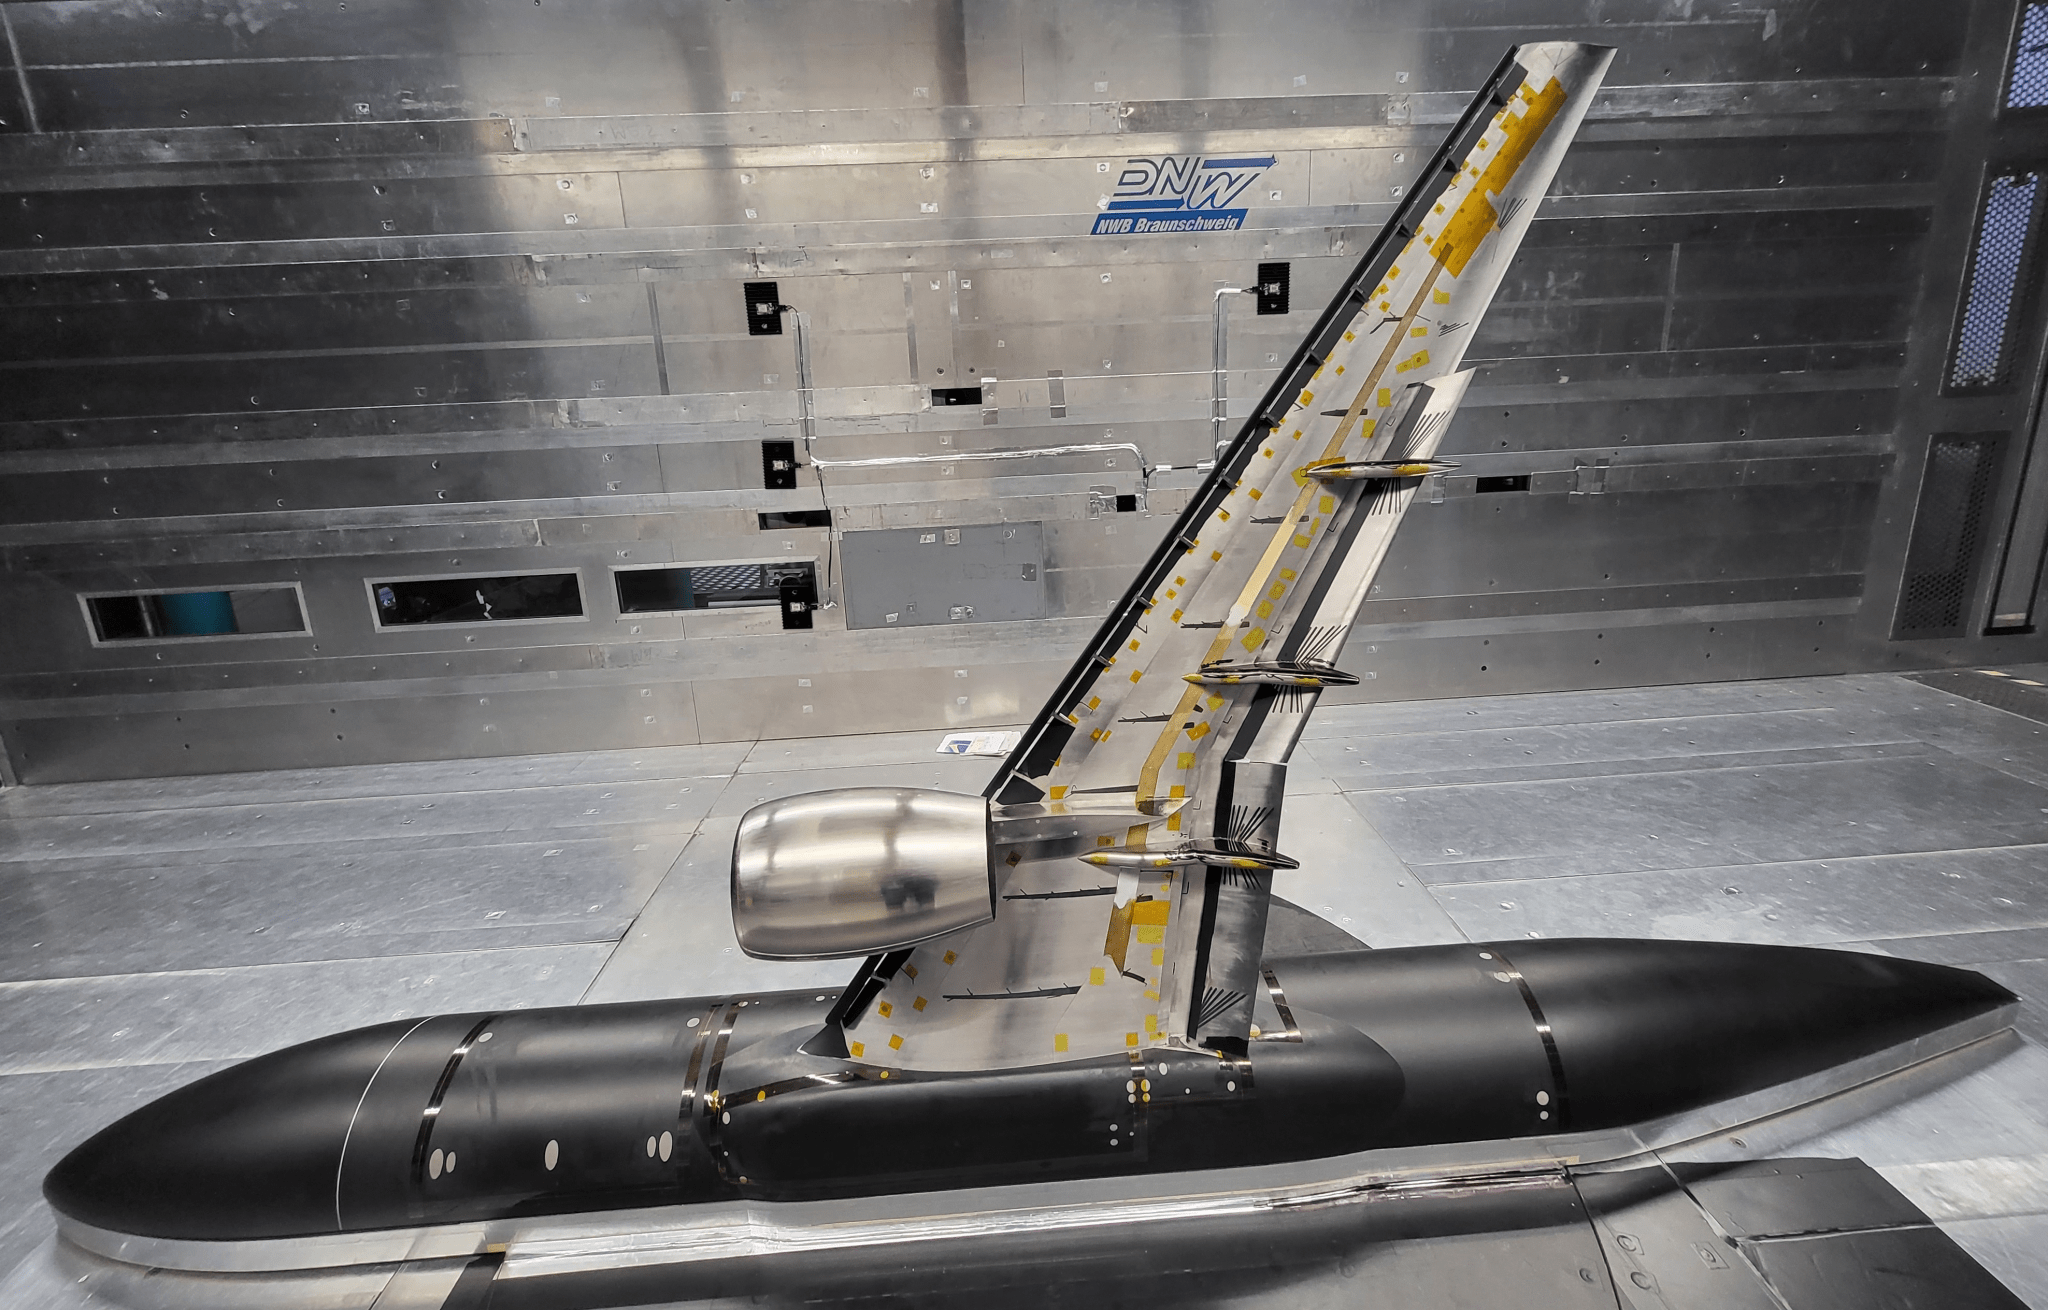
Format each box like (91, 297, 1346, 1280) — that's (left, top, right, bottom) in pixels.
(369, 572, 584, 627)
(1948, 172, 2040, 392)
(759, 509, 832, 530)
(82, 585, 307, 644)
(615, 561, 817, 614)
(2010, 5, 2048, 110)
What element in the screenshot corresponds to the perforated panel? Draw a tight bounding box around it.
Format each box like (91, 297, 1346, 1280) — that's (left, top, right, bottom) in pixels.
(1893, 436, 2003, 639)
(2011, 5, 2048, 108)
(1948, 174, 2039, 391)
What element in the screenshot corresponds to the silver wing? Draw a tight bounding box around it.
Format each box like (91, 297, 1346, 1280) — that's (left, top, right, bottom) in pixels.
(844, 42, 1615, 1072)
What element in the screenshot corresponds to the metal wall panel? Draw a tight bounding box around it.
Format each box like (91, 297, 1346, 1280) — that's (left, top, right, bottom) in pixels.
(0, 0, 2038, 781)
(839, 522, 1047, 629)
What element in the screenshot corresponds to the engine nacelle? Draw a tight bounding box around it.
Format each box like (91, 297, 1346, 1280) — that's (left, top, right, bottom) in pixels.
(731, 787, 996, 960)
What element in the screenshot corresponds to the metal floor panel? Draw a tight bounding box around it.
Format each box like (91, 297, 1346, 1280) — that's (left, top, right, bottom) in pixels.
(2, 669, 2046, 1306)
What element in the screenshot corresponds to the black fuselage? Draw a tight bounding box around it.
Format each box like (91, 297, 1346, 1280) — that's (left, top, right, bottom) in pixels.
(44, 939, 2014, 1243)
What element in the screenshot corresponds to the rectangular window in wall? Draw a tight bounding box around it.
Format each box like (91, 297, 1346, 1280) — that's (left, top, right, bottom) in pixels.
(1893, 434, 2005, 639)
(1948, 172, 2040, 391)
(2010, 5, 2048, 109)
(369, 573, 583, 627)
(615, 561, 817, 614)
(83, 585, 307, 644)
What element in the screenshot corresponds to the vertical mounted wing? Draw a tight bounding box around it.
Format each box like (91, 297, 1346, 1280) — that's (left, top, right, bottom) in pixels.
(823, 43, 1614, 1072)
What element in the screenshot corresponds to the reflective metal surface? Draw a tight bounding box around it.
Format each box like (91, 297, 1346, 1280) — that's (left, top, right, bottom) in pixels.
(732, 786, 994, 959)
(3, 670, 2048, 1304)
(0, 2, 2042, 782)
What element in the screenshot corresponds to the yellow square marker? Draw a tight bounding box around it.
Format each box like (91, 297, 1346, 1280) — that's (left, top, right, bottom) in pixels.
(913, 996, 927, 1011)
(1171, 608, 1184, 622)
(1177, 751, 1195, 769)
(1186, 722, 1210, 740)
(943, 950, 957, 965)
(1167, 813, 1182, 832)
(889, 1034, 904, 1050)
(1248, 487, 1262, 500)
(1269, 581, 1286, 599)
(1293, 534, 1311, 549)
(1152, 948, 1166, 966)
(1433, 288, 1451, 304)
(1211, 550, 1223, 561)
(1281, 567, 1297, 580)
(1130, 670, 1143, 683)
(878, 1001, 892, 1018)
(1098, 834, 1114, 846)
(1145, 1014, 1158, 1034)
(1262, 447, 1274, 458)
(1206, 695, 1224, 709)
(904, 963, 918, 979)
(1319, 495, 1335, 514)
(1256, 601, 1273, 619)
(1088, 695, 1101, 709)
(850, 1041, 866, 1058)
(1090, 967, 1106, 985)
(1410, 326, 1428, 338)
(1054, 1033, 1069, 1052)
(1299, 391, 1314, 405)
(1344, 330, 1356, 341)
(1170, 784, 1186, 799)
(1050, 786, 1068, 800)
(1125, 1033, 1140, 1048)
(1218, 509, 1231, 521)
(1135, 925, 1165, 944)
(1378, 387, 1391, 407)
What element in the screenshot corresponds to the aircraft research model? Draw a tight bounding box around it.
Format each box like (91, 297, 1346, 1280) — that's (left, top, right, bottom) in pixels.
(39, 41, 2027, 1307)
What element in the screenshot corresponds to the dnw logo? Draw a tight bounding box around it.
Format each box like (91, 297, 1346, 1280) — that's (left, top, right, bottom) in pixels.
(1092, 154, 1276, 235)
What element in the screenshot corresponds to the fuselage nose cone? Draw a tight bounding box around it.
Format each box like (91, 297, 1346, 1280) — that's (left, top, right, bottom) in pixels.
(43, 1019, 421, 1242)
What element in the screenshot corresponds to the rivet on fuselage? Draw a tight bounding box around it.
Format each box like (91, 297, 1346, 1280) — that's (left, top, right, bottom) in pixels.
(429, 1148, 444, 1179)
(544, 1139, 559, 1170)
(659, 1131, 673, 1162)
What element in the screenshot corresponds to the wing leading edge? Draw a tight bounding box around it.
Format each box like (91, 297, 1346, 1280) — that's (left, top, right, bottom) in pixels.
(840, 42, 1614, 1072)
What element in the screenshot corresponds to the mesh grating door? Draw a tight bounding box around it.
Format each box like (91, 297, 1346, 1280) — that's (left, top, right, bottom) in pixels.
(1893, 436, 2004, 638)
(690, 564, 769, 594)
(2012, 5, 2048, 109)
(1949, 173, 2040, 391)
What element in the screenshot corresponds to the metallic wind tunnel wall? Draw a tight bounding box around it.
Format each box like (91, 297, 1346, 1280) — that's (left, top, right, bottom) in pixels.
(1, 1, 2044, 782)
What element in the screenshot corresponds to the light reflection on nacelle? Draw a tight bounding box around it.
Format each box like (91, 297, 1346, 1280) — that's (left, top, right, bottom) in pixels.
(731, 787, 996, 960)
